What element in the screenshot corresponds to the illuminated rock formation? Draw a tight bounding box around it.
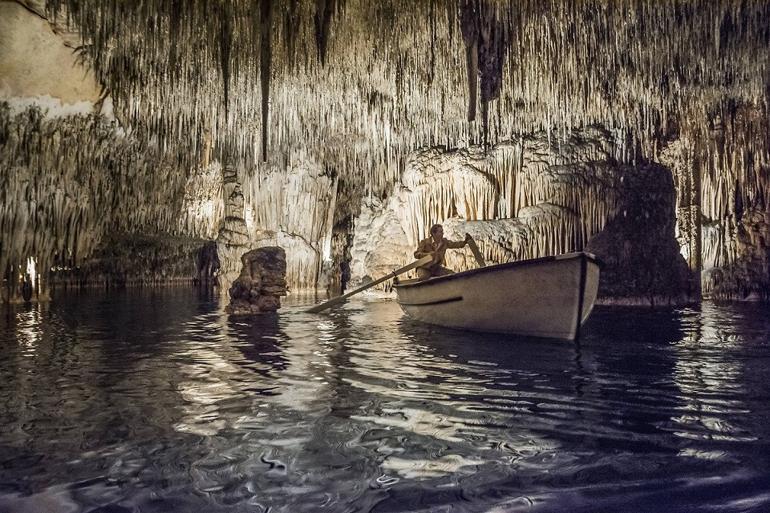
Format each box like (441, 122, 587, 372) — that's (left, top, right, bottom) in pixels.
(349, 128, 694, 304)
(216, 165, 251, 291)
(351, 130, 613, 271)
(241, 155, 337, 292)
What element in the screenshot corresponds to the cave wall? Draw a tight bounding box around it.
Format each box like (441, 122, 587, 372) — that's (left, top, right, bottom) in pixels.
(0, 100, 340, 298)
(0, 91, 240, 300)
(241, 155, 338, 292)
(0, 1, 100, 108)
(1, 0, 769, 303)
(0, 3, 194, 300)
(698, 110, 770, 301)
(660, 105, 770, 301)
(0, 3, 332, 299)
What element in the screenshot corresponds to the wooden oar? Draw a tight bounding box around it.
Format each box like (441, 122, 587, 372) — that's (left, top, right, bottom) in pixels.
(306, 255, 433, 313)
(466, 234, 486, 267)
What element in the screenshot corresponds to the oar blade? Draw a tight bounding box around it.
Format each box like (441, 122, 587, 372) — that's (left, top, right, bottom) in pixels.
(466, 236, 486, 267)
(306, 296, 346, 313)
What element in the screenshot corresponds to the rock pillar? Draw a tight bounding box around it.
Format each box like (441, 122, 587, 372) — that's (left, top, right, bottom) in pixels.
(216, 165, 250, 290)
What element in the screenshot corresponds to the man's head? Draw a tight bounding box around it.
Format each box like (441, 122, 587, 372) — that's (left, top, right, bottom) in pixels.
(430, 224, 443, 241)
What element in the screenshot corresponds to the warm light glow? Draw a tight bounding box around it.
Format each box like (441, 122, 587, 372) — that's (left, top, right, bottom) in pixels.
(25, 257, 37, 286)
(322, 237, 332, 262)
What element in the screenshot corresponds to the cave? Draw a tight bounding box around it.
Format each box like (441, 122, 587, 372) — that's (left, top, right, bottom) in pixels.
(1, 1, 770, 511)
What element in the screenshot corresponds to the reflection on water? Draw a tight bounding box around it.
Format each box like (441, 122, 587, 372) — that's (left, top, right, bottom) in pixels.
(0, 291, 769, 513)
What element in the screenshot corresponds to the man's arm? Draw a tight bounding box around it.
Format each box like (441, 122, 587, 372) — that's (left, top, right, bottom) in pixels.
(445, 239, 468, 249)
(446, 233, 473, 249)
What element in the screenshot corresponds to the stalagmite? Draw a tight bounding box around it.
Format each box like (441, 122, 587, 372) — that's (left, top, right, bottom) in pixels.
(226, 246, 288, 314)
(216, 165, 250, 291)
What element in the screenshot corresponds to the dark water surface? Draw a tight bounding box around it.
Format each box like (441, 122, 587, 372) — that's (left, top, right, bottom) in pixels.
(1, 289, 769, 513)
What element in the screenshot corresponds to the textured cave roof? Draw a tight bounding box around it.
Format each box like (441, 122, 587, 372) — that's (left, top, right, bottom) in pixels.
(37, 0, 770, 190)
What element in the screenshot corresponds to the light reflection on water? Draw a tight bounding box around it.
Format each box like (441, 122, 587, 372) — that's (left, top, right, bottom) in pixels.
(0, 290, 769, 513)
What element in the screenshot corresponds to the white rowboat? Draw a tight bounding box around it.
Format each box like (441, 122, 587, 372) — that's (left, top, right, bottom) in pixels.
(394, 252, 600, 340)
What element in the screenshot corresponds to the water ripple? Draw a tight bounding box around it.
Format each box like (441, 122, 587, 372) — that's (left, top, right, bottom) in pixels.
(0, 292, 768, 512)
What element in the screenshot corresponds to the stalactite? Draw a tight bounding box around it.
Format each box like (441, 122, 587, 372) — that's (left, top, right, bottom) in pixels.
(180, 162, 225, 239)
(314, 0, 337, 66)
(284, 0, 302, 69)
(460, 0, 478, 123)
(476, 2, 512, 150)
(241, 157, 336, 290)
(348, 128, 637, 289)
(219, 0, 233, 120)
(34, 0, 768, 192)
(260, 0, 273, 162)
(4, 0, 770, 295)
(0, 103, 196, 298)
(389, 129, 622, 260)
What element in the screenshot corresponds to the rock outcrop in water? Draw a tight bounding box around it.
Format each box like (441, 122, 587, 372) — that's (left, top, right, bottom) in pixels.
(226, 247, 287, 315)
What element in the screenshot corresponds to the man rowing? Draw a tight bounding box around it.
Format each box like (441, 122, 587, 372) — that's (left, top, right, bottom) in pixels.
(413, 224, 472, 280)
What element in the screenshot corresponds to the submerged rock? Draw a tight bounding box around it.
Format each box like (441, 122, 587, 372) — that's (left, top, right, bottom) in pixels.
(226, 247, 287, 315)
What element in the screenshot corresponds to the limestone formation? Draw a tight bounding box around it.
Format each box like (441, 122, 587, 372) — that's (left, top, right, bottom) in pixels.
(702, 209, 770, 301)
(350, 129, 617, 277)
(33, 0, 770, 187)
(226, 247, 288, 315)
(241, 155, 337, 291)
(180, 162, 225, 240)
(216, 165, 251, 291)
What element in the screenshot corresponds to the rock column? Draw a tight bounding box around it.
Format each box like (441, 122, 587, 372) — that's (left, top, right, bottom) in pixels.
(216, 166, 250, 290)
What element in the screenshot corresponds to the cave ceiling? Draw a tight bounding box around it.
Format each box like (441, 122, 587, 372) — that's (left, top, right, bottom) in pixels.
(18, 0, 770, 193)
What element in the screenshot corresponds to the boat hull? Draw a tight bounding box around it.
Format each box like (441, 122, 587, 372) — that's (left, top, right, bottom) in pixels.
(394, 252, 600, 340)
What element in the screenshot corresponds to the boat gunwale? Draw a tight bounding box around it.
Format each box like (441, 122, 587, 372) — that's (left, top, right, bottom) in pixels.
(393, 251, 601, 290)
